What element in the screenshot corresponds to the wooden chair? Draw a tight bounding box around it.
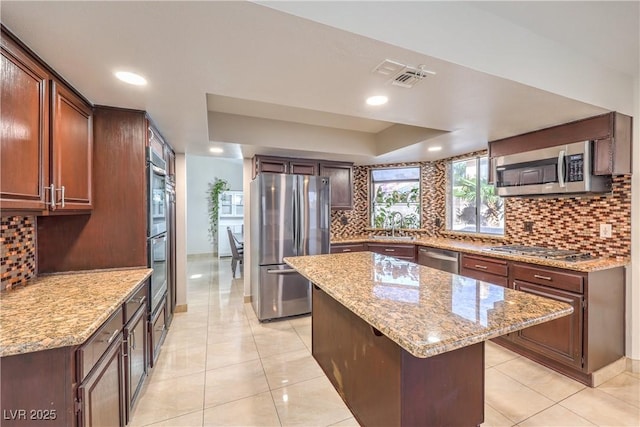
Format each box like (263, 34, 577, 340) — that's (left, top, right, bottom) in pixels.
(227, 227, 243, 278)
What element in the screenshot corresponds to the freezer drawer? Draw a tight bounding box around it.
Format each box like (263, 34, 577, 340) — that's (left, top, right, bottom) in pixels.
(254, 264, 311, 321)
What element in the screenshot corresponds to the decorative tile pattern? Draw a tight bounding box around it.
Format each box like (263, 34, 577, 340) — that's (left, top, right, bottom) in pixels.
(331, 153, 631, 259)
(0, 216, 36, 291)
(285, 252, 573, 358)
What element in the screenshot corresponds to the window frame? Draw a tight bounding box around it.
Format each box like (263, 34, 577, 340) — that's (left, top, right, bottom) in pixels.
(369, 166, 422, 230)
(447, 155, 504, 236)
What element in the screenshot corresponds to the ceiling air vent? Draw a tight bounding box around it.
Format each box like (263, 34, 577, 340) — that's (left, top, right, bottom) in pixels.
(372, 59, 436, 88)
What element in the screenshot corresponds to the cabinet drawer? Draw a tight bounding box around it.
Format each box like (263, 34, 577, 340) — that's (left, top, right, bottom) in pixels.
(366, 243, 415, 258)
(461, 254, 508, 277)
(330, 243, 366, 254)
(513, 264, 583, 293)
(460, 267, 509, 287)
(124, 281, 148, 325)
(78, 306, 123, 381)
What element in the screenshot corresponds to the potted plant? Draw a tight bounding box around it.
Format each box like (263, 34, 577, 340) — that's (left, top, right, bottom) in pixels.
(207, 177, 229, 253)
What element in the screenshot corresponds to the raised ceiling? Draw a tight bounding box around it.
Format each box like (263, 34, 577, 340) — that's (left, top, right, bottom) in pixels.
(2, 1, 637, 164)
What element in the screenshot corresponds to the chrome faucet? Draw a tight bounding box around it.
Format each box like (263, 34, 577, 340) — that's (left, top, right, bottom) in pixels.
(390, 212, 404, 237)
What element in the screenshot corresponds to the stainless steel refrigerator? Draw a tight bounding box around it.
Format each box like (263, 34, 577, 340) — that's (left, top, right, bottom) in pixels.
(250, 173, 330, 321)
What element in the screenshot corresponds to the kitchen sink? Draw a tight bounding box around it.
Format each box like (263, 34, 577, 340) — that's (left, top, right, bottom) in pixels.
(371, 235, 416, 241)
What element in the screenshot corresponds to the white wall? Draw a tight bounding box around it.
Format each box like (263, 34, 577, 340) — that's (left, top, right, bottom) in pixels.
(175, 154, 188, 308)
(630, 74, 640, 360)
(186, 155, 243, 255)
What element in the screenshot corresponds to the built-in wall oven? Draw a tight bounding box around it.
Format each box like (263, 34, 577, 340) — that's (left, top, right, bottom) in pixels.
(147, 148, 168, 313)
(493, 140, 612, 197)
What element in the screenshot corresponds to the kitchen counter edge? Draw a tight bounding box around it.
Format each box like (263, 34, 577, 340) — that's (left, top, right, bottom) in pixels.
(0, 267, 152, 358)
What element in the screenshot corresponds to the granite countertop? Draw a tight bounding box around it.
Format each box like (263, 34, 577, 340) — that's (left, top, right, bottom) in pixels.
(0, 268, 152, 357)
(285, 252, 573, 359)
(331, 236, 629, 272)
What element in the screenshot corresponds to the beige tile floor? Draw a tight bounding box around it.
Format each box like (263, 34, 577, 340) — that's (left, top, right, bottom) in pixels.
(130, 257, 640, 427)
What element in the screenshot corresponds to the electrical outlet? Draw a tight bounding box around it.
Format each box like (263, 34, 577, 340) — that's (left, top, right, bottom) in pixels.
(524, 221, 534, 232)
(600, 223, 612, 238)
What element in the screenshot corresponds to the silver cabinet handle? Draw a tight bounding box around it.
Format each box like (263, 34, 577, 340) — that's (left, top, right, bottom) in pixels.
(47, 184, 56, 210)
(130, 330, 136, 351)
(384, 249, 395, 252)
(106, 329, 119, 344)
(475, 265, 488, 270)
(57, 185, 65, 208)
(134, 296, 146, 304)
(342, 248, 352, 252)
(534, 274, 552, 281)
(266, 269, 298, 274)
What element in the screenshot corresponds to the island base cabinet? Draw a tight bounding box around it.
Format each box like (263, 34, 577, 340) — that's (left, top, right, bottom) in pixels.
(0, 347, 76, 426)
(312, 284, 484, 427)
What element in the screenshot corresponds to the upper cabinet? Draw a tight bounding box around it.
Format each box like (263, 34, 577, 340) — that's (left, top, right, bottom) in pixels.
(0, 29, 50, 211)
(0, 27, 93, 214)
(489, 112, 633, 180)
(252, 155, 354, 210)
(319, 161, 353, 210)
(50, 81, 93, 211)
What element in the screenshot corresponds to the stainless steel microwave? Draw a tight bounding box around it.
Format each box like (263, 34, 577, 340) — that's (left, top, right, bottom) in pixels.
(493, 140, 612, 197)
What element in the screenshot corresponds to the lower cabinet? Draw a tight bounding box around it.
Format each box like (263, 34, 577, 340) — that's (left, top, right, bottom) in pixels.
(124, 306, 148, 423)
(512, 280, 583, 369)
(460, 254, 508, 287)
(330, 242, 366, 254)
(77, 334, 126, 427)
(366, 243, 415, 261)
(150, 299, 168, 367)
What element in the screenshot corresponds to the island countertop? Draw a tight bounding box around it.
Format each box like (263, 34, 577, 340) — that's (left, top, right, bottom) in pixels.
(284, 252, 573, 358)
(0, 268, 152, 357)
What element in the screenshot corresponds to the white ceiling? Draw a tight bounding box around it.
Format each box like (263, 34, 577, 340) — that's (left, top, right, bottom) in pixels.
(2, 1, 638, 164)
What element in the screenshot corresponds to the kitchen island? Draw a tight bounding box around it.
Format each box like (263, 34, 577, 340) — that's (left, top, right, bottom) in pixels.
(284, 252, 574, 427)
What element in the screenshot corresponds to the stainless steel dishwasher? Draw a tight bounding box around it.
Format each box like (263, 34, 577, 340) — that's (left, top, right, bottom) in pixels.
(417, 246, 460, 274)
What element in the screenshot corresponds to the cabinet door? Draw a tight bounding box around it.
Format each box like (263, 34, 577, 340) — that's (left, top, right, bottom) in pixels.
(319, 162, 353, 210)
(290, 160, 318, 176)
(512, 280, 583, 369)
(255, 156, 288, 176)
(78, 335, 125, 427)
(125, 307, 148, 423)
(51, 81, 93, 211)
(0, 33, 49, 211)
(149, 302, 167, 367)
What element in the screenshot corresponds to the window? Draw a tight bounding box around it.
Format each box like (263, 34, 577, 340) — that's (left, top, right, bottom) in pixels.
(448, 156, 504, 235)
(371, 167, 421, 229)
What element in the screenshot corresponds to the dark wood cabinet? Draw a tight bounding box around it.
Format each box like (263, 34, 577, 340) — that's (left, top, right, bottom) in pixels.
(0, 30, 50, 212)
(460, 254, 508, 287)
(366, 243, 415, 261)
(77, 334, 125, 427)
(319, 161, 353, 210)
(0, 27, 93, 214)
(122, 281, 148, 423)
(252, 155, 354, 210)
(330, 242, 367, 254)
(489, 260, 626, 386)
(150, 301, 168, 367)
(512, 280, 583, 369)
(50, 81, 93, 212)
(124, 306, 147, 423)
(290, 159, 318, 175)
(489, 112, 632, 181)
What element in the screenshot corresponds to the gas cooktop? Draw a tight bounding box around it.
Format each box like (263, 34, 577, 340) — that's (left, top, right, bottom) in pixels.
(484, 245, 594, 262)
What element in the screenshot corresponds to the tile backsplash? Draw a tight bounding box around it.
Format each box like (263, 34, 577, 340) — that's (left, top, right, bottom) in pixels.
(1, 216, 37, 291)
(331, 154, 631, 259)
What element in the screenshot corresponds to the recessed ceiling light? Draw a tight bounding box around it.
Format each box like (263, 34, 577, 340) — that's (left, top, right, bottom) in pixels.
(209, 147, 224, 154)
(428, 146, 442, 152)
(366, 95, 388, 106)
(115, 71, 147, 86)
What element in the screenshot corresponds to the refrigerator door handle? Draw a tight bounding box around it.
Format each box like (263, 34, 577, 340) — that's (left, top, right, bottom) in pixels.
(266, 269, 299, 274)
